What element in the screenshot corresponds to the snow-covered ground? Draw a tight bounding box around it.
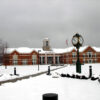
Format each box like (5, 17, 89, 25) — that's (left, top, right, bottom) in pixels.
(57, 63, 100, 77)
(0, 64, 100, 100)
(0, 65, 62, 81)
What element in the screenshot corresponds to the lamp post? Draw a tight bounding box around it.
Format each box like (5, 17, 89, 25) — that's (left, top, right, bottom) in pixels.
(72, 33, 84, 73)
(38, 50, 41, 71)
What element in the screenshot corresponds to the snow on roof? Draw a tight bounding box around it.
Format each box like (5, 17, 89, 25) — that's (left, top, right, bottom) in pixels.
(52, 47, 75, 54)
(6, 48, 16, 54)
(6, 46, 100, 54)
(16, 47, 33, 53)
(79, 46, 89, 52)
(92, 46, 100, 52)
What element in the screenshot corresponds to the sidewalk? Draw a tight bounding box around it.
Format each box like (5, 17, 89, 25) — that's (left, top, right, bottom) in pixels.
(0, 66, 65, 85)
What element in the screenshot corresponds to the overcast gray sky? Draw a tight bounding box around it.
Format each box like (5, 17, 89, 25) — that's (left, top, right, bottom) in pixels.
(0, 0, 100, 48)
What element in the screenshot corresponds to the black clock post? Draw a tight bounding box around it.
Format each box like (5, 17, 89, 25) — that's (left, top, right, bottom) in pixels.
(76, 43, 81, 73)
(72, 33, 84, 73)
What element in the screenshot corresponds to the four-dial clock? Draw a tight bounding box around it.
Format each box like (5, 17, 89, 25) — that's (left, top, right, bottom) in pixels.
(72, 33, 84, 46)
(79, 36, 84, 45)
(72, 36, 78, 45)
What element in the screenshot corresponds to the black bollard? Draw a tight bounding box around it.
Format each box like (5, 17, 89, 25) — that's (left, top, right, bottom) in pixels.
(14, 67, 16, 75)
(47, 66, 51, 75)
(89, 66, 92, 78)
(43, 93, 58, 100)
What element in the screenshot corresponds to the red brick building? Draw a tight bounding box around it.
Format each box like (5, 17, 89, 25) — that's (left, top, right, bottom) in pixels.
(5, 38, 100, 65)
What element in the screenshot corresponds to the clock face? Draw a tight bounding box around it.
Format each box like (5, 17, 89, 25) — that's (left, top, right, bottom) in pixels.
(79, 36, 83, 45)
(72, 36, 78, 45)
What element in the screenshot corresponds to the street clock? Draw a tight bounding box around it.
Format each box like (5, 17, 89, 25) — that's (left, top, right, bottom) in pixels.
(72, 33, 84, 73)
(72, 33, 84, 48)
(72, 36, 78, 45)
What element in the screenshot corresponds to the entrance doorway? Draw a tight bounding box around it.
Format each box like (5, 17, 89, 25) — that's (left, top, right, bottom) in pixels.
(47, 57, 53, 64)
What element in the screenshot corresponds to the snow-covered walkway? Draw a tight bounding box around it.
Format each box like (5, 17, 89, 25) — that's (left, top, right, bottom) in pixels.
(0, 65, 65, 83)
(0, 65, 65, 85)
(0, 64, 100, 100)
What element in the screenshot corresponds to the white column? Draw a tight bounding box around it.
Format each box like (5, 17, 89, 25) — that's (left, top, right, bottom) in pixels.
(53, 53, 55, 64)
(57, 56, 59, 64)
(45, 54, 47, 64)
(41, 56, 42, 64)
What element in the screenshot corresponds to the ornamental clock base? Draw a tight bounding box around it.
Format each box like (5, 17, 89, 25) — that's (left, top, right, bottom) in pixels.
(76, 60, 81, 73)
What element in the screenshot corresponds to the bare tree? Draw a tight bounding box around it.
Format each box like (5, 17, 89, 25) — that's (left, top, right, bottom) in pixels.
(0, 39, 4, 65)
(3, 42, 9, 69)
(0, 39, 9, 68)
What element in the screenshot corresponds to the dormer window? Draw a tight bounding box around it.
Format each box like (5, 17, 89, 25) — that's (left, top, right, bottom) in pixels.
(87, 51, 92, 58)
(72, 52, 76, 58)
(13, 54, 18, 60)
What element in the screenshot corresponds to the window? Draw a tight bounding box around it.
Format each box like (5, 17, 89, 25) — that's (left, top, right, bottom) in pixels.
(94, 53, 96, 57)
(32, 55, 37, 64)
(55, 56, 60, 64)
(87, 59, 92, 63)
(72, 60, 76, 64)
(13, 54, 18, 60)
(89, 59, 92, 63)
(47, 57, 53, 64)
(87, 51, 92, 58)
(46, 41, 48, 46)
(13, 54, 18, 65)
(94, 59, 97, 63)
(83, 59, 85, 64)
(42, 57, 45, 64)
(72, 52, 76, 58)
(83, 54, 85, 58)
(13, 60, 18, 65)
(40, 56, 45, 64)
(22, 59, 28, 65)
